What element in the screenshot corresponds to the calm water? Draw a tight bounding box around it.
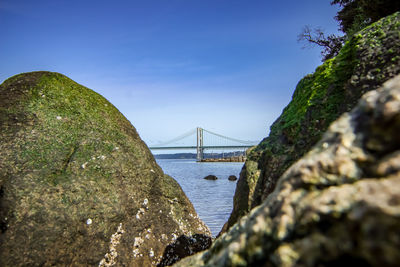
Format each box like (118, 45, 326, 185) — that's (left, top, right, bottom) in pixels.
(156, 159, 243, 236)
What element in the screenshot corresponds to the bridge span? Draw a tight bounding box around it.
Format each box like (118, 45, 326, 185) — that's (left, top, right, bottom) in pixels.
(149, 127, 258, 161)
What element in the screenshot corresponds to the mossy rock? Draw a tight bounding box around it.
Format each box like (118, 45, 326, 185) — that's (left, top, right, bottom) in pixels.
(0, 71, 211, 266)
(226, 11, 400, 230)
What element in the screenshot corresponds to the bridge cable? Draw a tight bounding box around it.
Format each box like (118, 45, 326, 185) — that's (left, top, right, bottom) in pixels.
(202, 128, 258, 145)
(152, 128, 197, 147)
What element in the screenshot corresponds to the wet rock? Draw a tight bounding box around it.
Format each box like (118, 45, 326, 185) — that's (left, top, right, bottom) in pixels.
(175, 74, 400, 266)
(0, 71, 211, 266)
(227, 12, 400, 231)
(158, 234, 212, 266)
(228, 175, 238, 181)
(204, 175, 218, 180)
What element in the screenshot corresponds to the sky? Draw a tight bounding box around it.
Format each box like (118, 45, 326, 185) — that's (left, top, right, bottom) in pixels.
(0, 0, 341, 148)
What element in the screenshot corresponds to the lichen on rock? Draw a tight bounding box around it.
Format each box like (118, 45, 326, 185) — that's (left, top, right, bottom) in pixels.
(175, 74, 400, 266)
(0, 71, 211, 266)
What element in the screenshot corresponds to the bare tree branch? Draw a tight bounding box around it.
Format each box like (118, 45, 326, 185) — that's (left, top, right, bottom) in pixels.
(298, 26, 344, 61)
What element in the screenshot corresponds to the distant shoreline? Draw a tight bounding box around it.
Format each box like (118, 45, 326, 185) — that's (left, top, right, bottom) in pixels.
(199, 156, 245, 162)
(154, 151, 246, 160)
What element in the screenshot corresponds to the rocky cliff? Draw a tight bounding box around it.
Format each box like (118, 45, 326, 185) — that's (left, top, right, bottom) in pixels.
(0, 71, 211, 266)
(175, 72, 400, 267)
(226, 11, 400, 231)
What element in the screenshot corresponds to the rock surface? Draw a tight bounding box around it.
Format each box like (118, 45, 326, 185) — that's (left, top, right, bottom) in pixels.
(175, 74, 400, 266)
(227, 11, 400, 230)
(204, 175, 218, 180)
(158, 234, 212, 267)
(0, 71, 211, 266)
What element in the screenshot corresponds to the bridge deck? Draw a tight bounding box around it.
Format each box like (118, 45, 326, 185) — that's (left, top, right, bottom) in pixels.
(149, 145, 253, 150)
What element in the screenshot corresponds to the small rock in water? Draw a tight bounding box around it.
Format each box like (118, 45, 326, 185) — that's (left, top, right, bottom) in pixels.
(203, 175, 218, 180)
(228, 175, 238, 181)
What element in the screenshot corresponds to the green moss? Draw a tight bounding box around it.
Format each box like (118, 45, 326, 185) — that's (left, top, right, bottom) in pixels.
(232, 13, 400, 231)
(2, 72, 136, 185)
(280, 59, 334, 131)
(256, 34, 360, 153)
(264, 13, 399, 155)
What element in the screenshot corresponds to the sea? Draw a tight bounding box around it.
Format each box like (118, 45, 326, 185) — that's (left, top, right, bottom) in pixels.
(156, 159, 243, 237)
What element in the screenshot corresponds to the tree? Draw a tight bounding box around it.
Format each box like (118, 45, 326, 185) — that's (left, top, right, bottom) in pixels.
(333, 0, 400, 35)
(299, 0, 400, 61)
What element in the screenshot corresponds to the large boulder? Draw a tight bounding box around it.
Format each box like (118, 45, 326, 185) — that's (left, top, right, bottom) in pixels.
(0, 71, 211, 266)
(175, 74, 400, 266)
(227, 11, 400, 230)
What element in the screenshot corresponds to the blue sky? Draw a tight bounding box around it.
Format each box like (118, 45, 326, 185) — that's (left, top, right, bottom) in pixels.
(0, 0, 340, 147)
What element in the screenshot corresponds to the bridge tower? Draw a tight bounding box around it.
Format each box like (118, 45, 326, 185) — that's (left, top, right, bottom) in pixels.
(196, 127, 204, 161)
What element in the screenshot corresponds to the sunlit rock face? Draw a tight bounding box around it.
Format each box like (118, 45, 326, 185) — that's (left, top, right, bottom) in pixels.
(175, 74, 400, 266)
(227, 11, 400, 231)
(0, 71, 211, 266)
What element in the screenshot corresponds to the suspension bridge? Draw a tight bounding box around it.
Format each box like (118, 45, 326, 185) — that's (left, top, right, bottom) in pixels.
(149, 127, 259, 161)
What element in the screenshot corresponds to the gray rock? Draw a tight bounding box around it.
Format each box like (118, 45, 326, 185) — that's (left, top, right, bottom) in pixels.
(174, 74, 400, 266)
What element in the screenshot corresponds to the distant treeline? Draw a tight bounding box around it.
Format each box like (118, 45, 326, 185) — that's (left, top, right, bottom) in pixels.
(154, 151, 245, 159)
